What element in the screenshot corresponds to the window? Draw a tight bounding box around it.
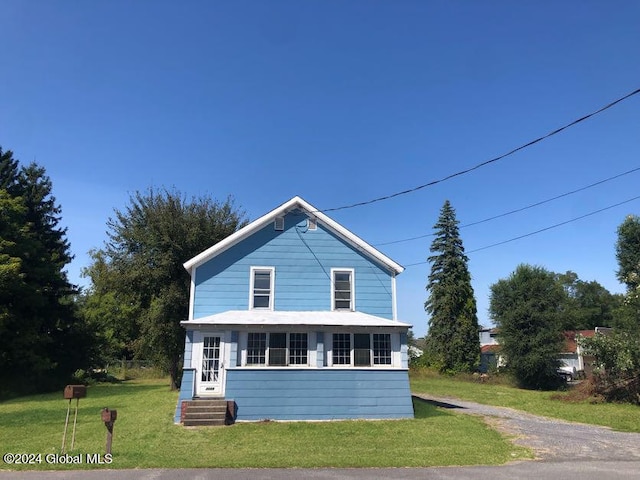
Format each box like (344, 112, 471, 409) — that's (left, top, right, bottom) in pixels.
(245, 332, 308, 366)
(268, 332, 287, 366)
(373, 333, 392, 365)
(201, 336, 221, 382)
(250, 267, 274, 309)
(332, 269, 354, 310)
(332, 333, 351, 365)
(331, 333, 394, 367)
(247, 332, 266, 365)
(289, 333, 308, 365)
(354, 333, 371, 366)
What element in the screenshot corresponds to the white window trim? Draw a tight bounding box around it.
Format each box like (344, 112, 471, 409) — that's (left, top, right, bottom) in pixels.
(327, 332, 395, 368)
(241, 331, 310, 367)
(331, 268, 355, 311)
(249, 266, 275, 310)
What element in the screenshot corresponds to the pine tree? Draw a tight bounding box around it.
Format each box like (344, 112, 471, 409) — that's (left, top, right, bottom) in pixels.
(424, 200, 480, 373)
(0, 147, 89, 397)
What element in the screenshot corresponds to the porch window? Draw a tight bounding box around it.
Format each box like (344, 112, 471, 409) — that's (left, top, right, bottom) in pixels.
(330, 333, 394, 367)
(247, 332, 267, 365)
(332, 269, 354, 311)
(373, 333, 392, 365)
(268, 332, 287, 366)
(332, 333, 351, 365)
(289, 333, 308, 365)
(245, 332, 309, 366)
(354, 333, 371, 366)
(250, 267, 274, 310)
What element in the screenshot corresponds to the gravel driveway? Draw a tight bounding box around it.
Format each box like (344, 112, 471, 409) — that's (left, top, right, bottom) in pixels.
(413, 394, 640, 461)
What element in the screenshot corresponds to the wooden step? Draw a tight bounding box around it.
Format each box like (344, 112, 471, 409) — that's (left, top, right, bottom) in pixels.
(182, 399, 235, 427)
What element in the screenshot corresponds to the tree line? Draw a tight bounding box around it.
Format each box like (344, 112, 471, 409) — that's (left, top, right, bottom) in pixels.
(0, 147, 246, 397)
(2, 144, 638, 402)
(422, 200, 640, 401)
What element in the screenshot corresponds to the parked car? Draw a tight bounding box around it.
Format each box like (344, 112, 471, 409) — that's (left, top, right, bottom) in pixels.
(557, 365, 577, 382)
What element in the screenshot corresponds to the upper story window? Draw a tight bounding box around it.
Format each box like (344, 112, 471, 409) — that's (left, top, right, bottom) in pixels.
(332, 269, 354, 311)
(250, 267, 275, 310)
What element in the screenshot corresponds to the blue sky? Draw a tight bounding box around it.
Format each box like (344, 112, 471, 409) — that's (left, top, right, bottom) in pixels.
(2, 1, 639, 337)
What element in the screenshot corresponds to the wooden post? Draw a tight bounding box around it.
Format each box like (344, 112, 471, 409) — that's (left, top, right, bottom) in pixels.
(61, 399, 71, 453)
(101, 408, 117, 455)
(71, 398, 80, 450)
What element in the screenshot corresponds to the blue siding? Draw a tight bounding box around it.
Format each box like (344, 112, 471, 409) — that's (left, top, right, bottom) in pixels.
(182, 330, 194, 368)
(174, 368, 196, 423)
(193, 212, 395, 319)
(225, 369, 414, 420)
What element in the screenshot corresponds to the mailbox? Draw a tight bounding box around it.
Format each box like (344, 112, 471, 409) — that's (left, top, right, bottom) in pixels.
(101, 408, 117, 423)
(63, 385, 87, 400)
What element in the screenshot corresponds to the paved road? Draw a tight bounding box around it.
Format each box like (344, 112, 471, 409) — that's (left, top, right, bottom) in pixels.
(2, 396, 639, 479)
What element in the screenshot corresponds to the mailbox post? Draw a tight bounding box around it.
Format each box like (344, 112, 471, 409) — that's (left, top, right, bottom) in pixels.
(101, 408, 117, 455)
(61, 385, 87, 453)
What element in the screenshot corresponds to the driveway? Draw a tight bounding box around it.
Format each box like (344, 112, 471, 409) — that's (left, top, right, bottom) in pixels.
(413, 393, 640, 461)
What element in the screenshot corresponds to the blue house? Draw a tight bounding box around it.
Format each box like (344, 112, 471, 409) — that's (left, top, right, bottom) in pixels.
(174, 196, 414, 423)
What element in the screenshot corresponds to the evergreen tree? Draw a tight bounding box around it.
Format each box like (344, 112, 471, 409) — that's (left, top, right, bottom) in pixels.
(424, 200, 480, 373)
(0, 147, 89, 397)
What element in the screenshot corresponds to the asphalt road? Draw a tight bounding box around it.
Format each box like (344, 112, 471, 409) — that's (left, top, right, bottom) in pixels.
(2, 396, 639, 479)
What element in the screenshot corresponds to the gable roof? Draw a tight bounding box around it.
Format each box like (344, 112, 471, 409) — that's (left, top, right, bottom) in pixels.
(183, 196, 405, 275)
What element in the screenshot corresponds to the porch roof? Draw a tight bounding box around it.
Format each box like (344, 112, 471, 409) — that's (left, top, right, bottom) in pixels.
(181, 310, 412, 329)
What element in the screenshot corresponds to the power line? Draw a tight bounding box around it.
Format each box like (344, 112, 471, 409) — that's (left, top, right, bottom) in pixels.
(403, 194, 640, 267)
(321, 87, 640, 213)
(375, 166, 640, 246)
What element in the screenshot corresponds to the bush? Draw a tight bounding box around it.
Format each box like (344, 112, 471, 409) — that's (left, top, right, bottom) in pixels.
(580, 332, 640, 404)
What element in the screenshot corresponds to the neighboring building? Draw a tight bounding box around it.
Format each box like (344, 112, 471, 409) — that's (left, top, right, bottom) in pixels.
(173, 196, 414, 423)
(559, 327, 613, 378)
(479, 327, 612, 377)
(479, 328, 502, 373)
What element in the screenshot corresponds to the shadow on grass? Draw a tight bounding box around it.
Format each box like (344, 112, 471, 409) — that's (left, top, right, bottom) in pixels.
(412, 395, 463, 419)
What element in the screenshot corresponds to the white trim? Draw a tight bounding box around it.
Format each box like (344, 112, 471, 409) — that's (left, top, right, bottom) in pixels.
(240, 331, 310, 367)
(327, 332, 396, 368)
(249, 266, 275, 310)
(188, 275, 196, 320)
(181, 310, 412, 328)
(331, 268, 355, 311)
(391, 273, 398, 321)
(183, 196, 404, 275)
(192, 330, 227, 397)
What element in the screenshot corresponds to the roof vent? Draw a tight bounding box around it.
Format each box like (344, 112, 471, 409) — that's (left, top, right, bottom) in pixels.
(274, 216, 284, 231)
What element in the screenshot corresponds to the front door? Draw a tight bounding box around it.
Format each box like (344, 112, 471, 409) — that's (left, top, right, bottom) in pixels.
(195, 333, 225, 396)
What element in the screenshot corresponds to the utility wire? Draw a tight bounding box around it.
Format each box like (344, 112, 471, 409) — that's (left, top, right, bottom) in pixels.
(375, 166, 640, 246)
(321, 87, 640, 213)
(403, 194, 640, 267)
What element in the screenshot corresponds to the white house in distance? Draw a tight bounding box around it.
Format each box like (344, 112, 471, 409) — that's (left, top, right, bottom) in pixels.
(174, 196, 414, 424)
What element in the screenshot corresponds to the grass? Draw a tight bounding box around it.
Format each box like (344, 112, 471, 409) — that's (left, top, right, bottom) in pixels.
(0, 377, 530, 471)
(410, 369, 640, 433)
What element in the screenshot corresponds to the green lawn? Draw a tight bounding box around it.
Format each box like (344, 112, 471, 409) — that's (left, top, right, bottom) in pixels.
(0, 378, 530, 471)
(410, 369, 640, 433)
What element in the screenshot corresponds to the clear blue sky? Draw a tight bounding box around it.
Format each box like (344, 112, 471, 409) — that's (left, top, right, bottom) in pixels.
(2, 1, 639, 336)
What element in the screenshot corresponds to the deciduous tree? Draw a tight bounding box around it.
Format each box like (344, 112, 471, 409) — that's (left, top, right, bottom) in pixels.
(83, 188, 247, 389)
(489, 264, 565, 390)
